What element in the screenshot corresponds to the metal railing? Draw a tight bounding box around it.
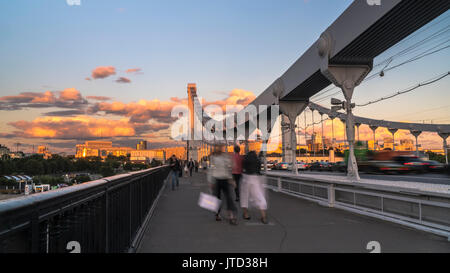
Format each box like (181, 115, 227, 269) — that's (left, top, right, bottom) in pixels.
(0, 166, 170, 253)
(265, 172, 450, 239)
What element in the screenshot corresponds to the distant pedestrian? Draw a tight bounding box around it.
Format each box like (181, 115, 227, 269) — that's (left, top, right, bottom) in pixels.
(184, 160, 189, 177)
(188, 158, 194, 177)
(231, 145, 243, 202)
(168, 155, 180, 190)
(194, 160, 199, 173)
(241, 151, 268, 224)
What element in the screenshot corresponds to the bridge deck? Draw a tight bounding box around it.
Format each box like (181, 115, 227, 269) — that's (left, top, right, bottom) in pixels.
(137, 172, 450, 253)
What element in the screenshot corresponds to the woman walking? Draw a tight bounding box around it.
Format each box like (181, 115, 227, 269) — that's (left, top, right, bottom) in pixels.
(209, 144, 238, 225)
(241, 150, 268, 224)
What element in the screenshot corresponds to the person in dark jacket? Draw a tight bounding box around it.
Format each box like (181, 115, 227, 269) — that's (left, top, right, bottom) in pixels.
(188, 158, 194, 177)
(240, 151, 268, 224)
(168, 155, 180, 190)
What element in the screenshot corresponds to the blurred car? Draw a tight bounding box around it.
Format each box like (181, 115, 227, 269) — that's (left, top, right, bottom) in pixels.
(364, 161, 410, 174)
(260, 161, 274, 171)
(326, 162, 335, 171)
(287, 162, 308, 171)
(332, 161, 346, 172)
(421, 160, 445, 173)
(275, 162, 289, 170)
(309, 161, 329, 172)
(297, 162, 308, 170)
(321, 162, 333, 171)
(392, 156, 426, 173)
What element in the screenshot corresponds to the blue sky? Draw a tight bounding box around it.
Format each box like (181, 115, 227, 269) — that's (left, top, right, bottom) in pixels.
(0, 0, 353, 102)
(0, 0, 449, 153)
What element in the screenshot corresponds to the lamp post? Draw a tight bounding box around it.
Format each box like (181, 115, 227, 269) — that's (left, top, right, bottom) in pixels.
(331, 97, 359, 180)
(388, 128, 398, 151)
(410, 130, 422, 157)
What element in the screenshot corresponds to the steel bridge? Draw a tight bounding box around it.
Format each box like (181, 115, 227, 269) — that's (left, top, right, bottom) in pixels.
(0, 0, 449, 253)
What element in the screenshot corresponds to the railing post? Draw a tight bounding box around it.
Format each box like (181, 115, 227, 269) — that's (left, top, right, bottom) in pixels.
(129, 182, 132, 248)
(30, 209, 39, 253)
(277, 177, 282, 192)
(327, 184, 335, 208)
(104, 186, 109, 253)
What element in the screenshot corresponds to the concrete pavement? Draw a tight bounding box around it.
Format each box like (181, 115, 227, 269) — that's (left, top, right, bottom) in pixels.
(137, 172, 450, 253)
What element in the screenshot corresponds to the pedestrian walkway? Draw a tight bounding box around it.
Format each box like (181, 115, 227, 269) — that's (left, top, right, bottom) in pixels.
(137, 172, 450, 253)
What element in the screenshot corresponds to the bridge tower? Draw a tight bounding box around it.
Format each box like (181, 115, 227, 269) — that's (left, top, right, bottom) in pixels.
(187, 83, 200, 162)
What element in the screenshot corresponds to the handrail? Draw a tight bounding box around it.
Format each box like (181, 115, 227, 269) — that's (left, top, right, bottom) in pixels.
(265, 172, 450, 198)
(0, 165, 170, 253)
(0, 166, 166, 214)
(265, 172, 450, 238)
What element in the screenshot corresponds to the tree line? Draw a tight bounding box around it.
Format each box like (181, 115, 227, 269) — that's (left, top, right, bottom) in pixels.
(0, 154, 163, 178)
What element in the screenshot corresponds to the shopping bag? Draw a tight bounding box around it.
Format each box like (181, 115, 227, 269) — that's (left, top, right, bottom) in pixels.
(198, 192, 221, 213)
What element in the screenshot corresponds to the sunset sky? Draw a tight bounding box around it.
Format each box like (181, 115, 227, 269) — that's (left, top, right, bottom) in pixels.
(0, 1, 449, 154)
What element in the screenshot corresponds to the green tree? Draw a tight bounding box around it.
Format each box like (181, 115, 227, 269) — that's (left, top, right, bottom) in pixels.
(100, 165, 114, 177)
(26, 159, 44, 175)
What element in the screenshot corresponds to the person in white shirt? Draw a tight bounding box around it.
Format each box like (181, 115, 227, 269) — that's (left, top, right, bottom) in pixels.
(209, 144, 237, 225)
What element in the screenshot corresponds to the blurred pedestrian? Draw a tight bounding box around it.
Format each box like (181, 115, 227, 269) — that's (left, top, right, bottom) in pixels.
(188, 158, 194, 177)
(232, 145, 243, 202)
(195, 160, 199, 173)
(241, 151, 268, 224)
(209, 144, 237, 225)
(184, 160, 189, 177)
(168, 154, 181, 190)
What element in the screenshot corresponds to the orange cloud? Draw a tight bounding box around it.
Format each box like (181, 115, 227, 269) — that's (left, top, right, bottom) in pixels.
(203, 89, 256, 109)
(60, 88, 83, 101)
(91, 66, 116, 79)
(7, 116, 169, 139)
(0, 89, 87, 110)
(88, 88, 256, 123)
(86, 96, 112, 101)
(125, 68, 142, 73)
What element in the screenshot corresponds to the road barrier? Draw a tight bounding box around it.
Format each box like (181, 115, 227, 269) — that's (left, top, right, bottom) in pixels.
(0, 166, 170, 253)
(266, 172, 450, 239)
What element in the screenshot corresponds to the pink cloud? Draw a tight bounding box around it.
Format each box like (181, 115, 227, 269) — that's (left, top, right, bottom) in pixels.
(125, 68, 142, 74)
(91, 66, 116, 79)
(0, 89, 87, 110)
(86, 96, 112, 101)
(116, 77, 131, 84)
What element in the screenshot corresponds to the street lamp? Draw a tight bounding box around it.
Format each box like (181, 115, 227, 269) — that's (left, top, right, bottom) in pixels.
(331, 97, 359, 180)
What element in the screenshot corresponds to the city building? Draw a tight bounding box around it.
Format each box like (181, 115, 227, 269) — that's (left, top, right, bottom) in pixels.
(131, 146, 186, 163)
(307, 133, 332, 152)
(368, 140, 380, 150)
(136, 140, 148, 150)
(130, 149, 165, 163)
(9, 152, 24, 159)
(163, 146, 187, 160)
(37, 145, 52, 159)
(75, 141, 133, 159)
(399, 139, 415, 151)
(0, 144, 10, 159)
(383, 137, 394, 150)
